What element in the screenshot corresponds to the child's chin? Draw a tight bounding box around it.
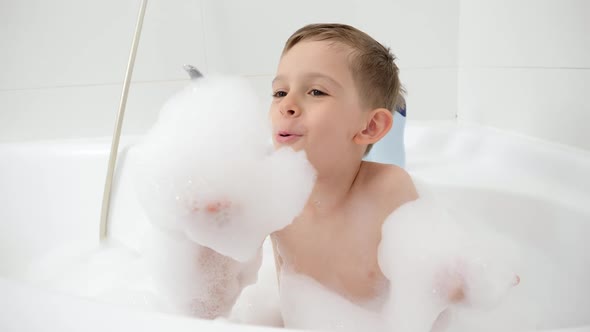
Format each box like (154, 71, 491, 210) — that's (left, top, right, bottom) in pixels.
(290, 144, 305, 152)
(274, 143, 304, 152)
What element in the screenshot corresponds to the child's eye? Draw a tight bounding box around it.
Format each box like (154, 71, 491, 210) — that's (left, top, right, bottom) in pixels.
(272, 91, 287, 98)
(309, 89, 327, 96)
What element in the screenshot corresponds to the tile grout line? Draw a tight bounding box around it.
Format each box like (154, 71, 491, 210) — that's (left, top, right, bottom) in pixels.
(3, 66, 589, 92)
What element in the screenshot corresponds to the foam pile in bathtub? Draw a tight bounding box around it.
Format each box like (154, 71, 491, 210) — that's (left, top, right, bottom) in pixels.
(131, 75, 316, 262)
(378, 181, 522, 332)
(24, 239, 167, 312)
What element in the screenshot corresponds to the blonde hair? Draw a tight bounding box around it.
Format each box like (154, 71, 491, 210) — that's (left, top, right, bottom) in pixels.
(282, 23, 403, 155)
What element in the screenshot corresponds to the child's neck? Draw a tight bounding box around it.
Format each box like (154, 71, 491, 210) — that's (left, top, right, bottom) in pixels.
(307, 159, 363, 215)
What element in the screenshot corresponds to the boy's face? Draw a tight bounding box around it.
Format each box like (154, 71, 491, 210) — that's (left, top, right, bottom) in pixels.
(269, 40, 367, 168)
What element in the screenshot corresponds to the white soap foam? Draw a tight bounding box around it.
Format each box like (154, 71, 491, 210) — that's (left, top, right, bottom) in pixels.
(130, 75, 316, 262)
(24, 239, 165, 312)
(279, 270, 387, 332)
(378, 181, 527, 332)
(126, 74, 316, 319)
(140, 226, 262, 318)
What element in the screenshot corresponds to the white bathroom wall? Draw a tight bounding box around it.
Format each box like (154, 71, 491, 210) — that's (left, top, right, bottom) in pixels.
(6, 0, 587, 150)
(199, 0, 460, 122)
(457, 0, 590, 150)
(0, 0, 205, 141)
(0, 0, 459, 142)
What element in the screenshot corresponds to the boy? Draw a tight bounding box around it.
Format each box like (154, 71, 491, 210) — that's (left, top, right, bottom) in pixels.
(142, 23, 489, 330)
(269, 23, 417, 305)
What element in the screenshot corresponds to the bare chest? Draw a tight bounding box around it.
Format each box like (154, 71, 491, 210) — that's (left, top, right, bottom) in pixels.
(273, 206, 389, 302)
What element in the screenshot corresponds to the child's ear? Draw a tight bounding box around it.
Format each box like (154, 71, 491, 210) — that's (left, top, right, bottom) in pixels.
(353, 108, 393, 145)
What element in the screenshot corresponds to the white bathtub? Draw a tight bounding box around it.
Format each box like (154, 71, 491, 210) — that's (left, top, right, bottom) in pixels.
(1, 122, 589, 332)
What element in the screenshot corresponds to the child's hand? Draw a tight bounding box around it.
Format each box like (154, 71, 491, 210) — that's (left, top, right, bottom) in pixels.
(131, 76, 316, 262)
(204, 200, 232, 214)
(429, 264, 520, 332)
(185, 198, 238, 226)
(434, 257, 520, 307)
(378, 186, 521, 332)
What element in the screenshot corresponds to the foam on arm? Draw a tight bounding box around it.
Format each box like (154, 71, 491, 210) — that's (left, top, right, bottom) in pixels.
(130, 75, 315, 318)
(377, 181, 519, 332)
(141, 227, 262, 318)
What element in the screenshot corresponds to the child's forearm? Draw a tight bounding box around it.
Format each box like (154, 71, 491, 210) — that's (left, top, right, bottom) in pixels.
(191, 245, 263, 319)
(143, 228, 262, 319)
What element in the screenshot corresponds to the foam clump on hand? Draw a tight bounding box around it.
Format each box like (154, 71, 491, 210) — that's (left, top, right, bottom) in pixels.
(378, 181, 519, 332)
(131, 75, 315, 262)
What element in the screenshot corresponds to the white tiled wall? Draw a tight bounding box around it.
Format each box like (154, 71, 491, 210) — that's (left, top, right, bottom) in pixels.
(458, 0, 590, 68)
(458, 0, 590, 150)
(200, 0, 459, 74)
(0, 0, 459, 142)
(458, 68, 590, 147)
(1, 0, 588, 151)
(0, 1, 137, 90)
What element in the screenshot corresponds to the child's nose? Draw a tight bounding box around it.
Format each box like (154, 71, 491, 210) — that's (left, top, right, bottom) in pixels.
(281, 108, 300, 117)
(279, 100, 301, 118)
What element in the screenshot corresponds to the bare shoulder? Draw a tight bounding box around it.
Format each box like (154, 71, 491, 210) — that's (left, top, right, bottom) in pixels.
(359, 161, 419, 213)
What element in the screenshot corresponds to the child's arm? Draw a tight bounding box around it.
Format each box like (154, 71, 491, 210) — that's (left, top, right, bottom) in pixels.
(377, 181, 519, 331)
(127, 73, 315, 320)
(134, 150, 313, 319)
(143, 222, 263, 319)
